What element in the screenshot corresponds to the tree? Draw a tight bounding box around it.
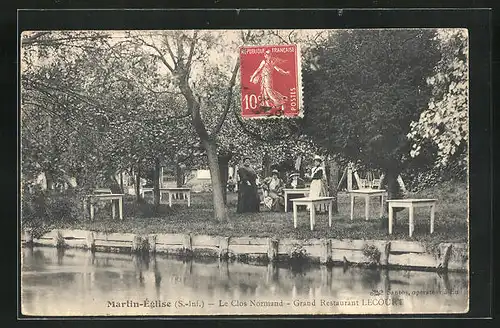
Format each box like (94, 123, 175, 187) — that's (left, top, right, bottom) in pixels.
(407, 29, 468, 170)
(127, 30, 246, 221)
(303, 29, 441, 203)
(21, 31, 197, 211)
(128, 29, 327, 219)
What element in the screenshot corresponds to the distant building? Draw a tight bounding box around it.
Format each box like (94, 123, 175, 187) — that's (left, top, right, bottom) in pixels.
(196, 169, 211, 180)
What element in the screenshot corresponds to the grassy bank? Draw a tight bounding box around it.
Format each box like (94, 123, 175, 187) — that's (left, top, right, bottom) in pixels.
(46, 181, 468, 244)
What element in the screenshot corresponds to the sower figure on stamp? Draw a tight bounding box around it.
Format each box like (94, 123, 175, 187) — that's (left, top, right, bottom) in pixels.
(249, 49, 290, 116)
(237, 156, 260, 213)
(262, 169, 285, 211)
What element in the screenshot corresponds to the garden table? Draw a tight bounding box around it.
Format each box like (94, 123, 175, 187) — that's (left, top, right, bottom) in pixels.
(140, 187, 154, 197)
(283, 188, 310, 212)
(84, 193, 124, 220)
(140, 187, 191, 207)
(291, 197, 334, 231)
(386, 198, 437, 237)
(160, 187, 192, 207)
(349, 189, 387, 221)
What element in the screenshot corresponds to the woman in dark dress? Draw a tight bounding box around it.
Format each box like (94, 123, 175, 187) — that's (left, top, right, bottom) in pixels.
(237, 157, 260, 213)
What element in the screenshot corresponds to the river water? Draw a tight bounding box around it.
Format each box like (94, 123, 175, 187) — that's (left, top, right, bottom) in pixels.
(21, 247, 468, 316)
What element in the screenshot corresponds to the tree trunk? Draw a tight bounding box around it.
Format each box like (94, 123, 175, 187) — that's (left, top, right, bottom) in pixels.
(326, 159, 339, 214)
(45, 170, 54, 191)
(106, 173, 121, 194)
(218, 153, 232, 205)
(262, 153, 271, 178)
(153, 158, 161, 212)
(135, 164, 142, 202)
(177, 57, 231, 222)
(204, 139, 228, 221)
(383, 168, 404, 222)
(176, 163, 184, 187)
(120, 172, 124, 193)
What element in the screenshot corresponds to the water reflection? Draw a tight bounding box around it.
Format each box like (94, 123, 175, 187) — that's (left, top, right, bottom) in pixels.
(21, 247, 468, 316)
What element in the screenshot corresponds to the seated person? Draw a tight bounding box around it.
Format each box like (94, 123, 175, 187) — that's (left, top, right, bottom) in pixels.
(227, 176, 236, 192)
(261, 169, 284, 211)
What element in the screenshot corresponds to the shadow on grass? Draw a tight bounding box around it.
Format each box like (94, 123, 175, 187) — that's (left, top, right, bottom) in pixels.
(51, 184, 467, 243)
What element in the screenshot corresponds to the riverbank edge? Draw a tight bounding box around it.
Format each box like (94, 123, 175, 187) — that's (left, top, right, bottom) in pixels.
(21, 229, 468, 273)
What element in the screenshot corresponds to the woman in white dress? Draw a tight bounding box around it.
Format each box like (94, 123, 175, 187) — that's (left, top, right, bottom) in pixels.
(309, 155, 327, 212)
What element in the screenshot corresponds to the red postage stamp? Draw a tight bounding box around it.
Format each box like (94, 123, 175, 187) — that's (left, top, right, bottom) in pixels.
(240, 44, 302, 119)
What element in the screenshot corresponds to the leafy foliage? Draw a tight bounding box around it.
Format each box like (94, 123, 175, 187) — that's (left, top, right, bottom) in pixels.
(407, 29, 468, 169)
(303, 29, 441, 174)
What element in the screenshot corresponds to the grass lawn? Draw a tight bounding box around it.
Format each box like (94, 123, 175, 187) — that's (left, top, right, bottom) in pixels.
(51, 180, 468, 244)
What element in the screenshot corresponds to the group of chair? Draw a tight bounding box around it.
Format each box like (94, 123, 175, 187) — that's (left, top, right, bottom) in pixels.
(358, 178, 382, 190)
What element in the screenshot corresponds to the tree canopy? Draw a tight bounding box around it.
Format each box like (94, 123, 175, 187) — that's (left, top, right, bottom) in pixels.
(407, 29, 468, 169)
(303, 29, 442, 175)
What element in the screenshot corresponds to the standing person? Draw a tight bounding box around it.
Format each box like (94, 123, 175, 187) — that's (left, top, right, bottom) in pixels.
(227, 176, 236, 192)
(237, 157, 260, 213)
(262, 169, 285, 211)
(309, 155, 327, 211)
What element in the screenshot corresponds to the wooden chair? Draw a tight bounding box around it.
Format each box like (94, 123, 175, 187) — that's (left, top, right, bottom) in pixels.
(358, 178, 368, 189)
(371, 178, 381, 189)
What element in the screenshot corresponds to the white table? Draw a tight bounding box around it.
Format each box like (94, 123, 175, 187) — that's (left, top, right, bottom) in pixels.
(387, 199, 437, 237)
(160, 187, 191, 207)
(94, 188, 112, 194)
(140, 187, 191, 207)
(349, 189, 386, 221)
(284, 188, 310, 212)
(291, 197, 334, 231)
(84, 194, 124, 220)
(140, 187, 154, 197)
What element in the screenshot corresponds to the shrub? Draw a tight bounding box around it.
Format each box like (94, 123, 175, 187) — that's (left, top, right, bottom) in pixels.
(289, 244, 308, 261)
(21, 188, 83, 234)
(362, 244, 381, 265)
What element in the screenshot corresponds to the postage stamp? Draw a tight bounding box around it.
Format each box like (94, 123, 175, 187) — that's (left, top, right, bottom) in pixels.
(240, 45, 303, 119)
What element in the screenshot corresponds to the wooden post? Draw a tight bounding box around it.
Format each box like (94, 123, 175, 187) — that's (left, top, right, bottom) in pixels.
(337, 167, 347, 191)
(53, 231, 65, 248)
(266, 262, 278, 283)
(326, 158, 339, 214)
(437, 243, 453, 272)
(347, 163, 353, 191)
(267, 238, 279, 262)
(320, 265, 332, 289)
(380, 241, 391, 266)
(148, 235, 157, 254)
(24, 229, 34, 246)
(86, 232, 95, 251)
(218, 259, 230, 280)
(353, 171, 362, 189)
(397, 175, 407, 193)
(183, 234, 192, 253)
(320, 239, 332, 264)
(132, 235, 143, 253)
(218, 236, 230, 259)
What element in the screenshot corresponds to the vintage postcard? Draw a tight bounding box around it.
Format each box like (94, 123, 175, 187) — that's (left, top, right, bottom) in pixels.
(20, 26, 470, 317)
